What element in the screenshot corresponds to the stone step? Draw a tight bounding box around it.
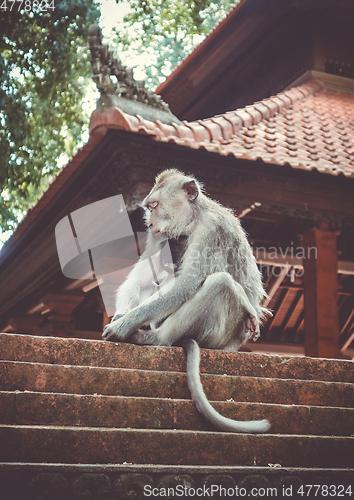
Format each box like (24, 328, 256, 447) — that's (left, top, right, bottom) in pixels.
(1, 333, 353, 382)
(1, 463, 353, 500)
(1, 360, 353, 408)
(1, 391, 353, 436)
(0, 425, 353, 468)
(1, 332, 353, 472)
(3, 453, 353, 496)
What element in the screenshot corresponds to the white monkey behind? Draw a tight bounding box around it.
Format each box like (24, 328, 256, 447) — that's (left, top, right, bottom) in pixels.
(103, 169, 271, 433)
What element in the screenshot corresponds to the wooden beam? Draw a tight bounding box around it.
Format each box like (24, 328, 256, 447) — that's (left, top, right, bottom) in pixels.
(341, 308, 354, 352)
(255, 248, 354, 275)
(261, 288, 288, 340)
(302, 228, 341, 358)
(280, 289, 303, 341)
(40, 294, 83, 317)
(341, 307, 354, 336)
(294, 309, 304, 339)
(341, 331, 354, 352)
(262, 265, 291, 307)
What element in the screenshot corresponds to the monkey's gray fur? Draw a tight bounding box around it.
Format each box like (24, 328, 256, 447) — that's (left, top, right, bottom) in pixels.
(103, 169, 271, 433)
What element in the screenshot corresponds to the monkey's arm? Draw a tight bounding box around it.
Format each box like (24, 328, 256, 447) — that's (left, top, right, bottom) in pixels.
(112, 250, 159, 319)
(103, 265, 203, 342)
(113, 275, 140, 320)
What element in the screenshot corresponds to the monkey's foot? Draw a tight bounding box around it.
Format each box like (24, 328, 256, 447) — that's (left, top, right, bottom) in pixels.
(246, 314, 259, 341)
(129, 330, 162, 346)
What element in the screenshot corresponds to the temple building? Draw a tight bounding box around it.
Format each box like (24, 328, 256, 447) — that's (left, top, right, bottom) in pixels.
(1, 0, 354, 490)
(0, 0, 353, 360)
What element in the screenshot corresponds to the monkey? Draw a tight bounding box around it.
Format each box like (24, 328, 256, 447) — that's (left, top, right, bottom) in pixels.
(103, 169, 271, 433)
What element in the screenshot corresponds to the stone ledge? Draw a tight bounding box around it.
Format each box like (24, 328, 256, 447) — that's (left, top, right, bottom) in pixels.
(1, 333, 353, 382)
(1, 463, 353, 500)
(1, 360, 353, 407)
(1, 391, 353, 436)
(1, 425, 353, 468)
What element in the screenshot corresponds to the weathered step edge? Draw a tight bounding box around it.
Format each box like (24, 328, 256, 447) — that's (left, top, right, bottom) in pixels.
(1, 333, 353, 382)
(1, 391, 353, 436)
(1, 463, 353, 500)
(1, 360, 353, 407)
(0, 425, 353, 468)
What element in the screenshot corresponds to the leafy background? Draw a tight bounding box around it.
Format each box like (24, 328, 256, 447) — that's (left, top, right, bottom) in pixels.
(0, 0, 238, 243)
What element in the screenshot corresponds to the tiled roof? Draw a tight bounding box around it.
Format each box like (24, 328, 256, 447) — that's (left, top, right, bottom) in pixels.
(3, 78, 353, 254)
(91, 78, 354, 178)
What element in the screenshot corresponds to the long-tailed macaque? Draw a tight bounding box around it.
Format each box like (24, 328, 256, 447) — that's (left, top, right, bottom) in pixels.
(103, 169, 271, 433)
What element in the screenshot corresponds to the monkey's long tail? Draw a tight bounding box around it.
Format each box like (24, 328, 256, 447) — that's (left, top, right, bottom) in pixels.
(183, 338, 271, 434)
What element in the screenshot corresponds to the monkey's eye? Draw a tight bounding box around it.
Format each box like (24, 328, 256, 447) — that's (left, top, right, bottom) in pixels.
(147, 201, 159, 211)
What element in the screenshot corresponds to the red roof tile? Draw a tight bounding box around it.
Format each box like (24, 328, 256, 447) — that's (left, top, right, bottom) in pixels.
(90, 78, 354, 178)
(4, 77, 354, 251)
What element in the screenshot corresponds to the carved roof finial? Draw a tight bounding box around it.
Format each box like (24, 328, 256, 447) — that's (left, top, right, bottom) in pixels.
(88, 24, 170, 112)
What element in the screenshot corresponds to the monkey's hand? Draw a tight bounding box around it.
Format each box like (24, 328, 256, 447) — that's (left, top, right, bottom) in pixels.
(102, 315, 135, 342)
(246, 314, 260, 341)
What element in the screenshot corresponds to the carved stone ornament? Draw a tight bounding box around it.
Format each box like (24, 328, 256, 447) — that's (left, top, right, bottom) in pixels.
(1, 465, 353, 499)
(88, 24, 180, 124)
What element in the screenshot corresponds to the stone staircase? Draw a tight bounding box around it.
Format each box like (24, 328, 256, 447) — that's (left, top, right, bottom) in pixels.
(0, 332, 353, 498)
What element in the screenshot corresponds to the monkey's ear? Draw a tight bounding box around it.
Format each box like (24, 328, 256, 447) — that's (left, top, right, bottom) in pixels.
(182, 180, 199, 201)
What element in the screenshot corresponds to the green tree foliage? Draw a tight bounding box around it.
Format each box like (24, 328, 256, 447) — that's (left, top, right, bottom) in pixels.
(113, 0, 239, 89)
(0, 0, 100, 232)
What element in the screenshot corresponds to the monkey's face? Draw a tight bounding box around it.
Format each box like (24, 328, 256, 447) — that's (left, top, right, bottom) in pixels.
(143, 176, 199, 240)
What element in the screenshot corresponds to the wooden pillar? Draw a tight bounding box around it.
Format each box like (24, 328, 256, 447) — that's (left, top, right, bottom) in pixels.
(302, 228, 341, 358)
(41, 294, 83, 337)
(102, 310, 111, 329)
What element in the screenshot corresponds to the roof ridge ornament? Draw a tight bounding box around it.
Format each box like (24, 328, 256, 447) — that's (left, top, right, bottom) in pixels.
(88, 24, 181, 125)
